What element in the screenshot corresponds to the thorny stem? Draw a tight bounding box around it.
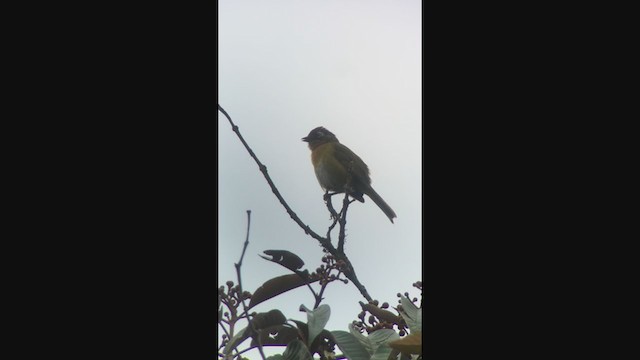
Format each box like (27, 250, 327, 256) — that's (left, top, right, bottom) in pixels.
(305, 279, 321, 304)
(337, 160, 357, 254)
(325, 192, 348, 241)
(324, 191, 340, 223)
(337, 193, 350, 254)
(219, 105, 372, 302)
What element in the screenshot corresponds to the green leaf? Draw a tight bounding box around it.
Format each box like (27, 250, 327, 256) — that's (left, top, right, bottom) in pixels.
(368, 329, 401, 350)
(223, 326, 249, 356)
(399, 297, 421, 333)
(348, 322, 374, 355)
(265, 355, 284, 360)
(251, 309, 287, 330)
(251, 324, 300, 347)
(249, 274, 319, 309)
(300, 304, 331, 346)
(400, 297, 418, 316)
(290, 319, 309, 342)
(370, 344, 394, 360)
(331, 330, 371, 360)
(261, 249, 305, 271)
(282, 339, 313, 360)
(389, 332, 422, 355)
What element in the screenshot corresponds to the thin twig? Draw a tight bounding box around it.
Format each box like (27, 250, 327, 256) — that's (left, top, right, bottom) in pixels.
(325, 193, 342, 240)
(234, 210, 266, 360)
(314, 277, 332, 309)
(337, 193, 350, 254)
(305, 278, 321, 304)
(324, 191, 340, 222)
(219, 105, 336, 254)
(337, 160, 356, 254)
(236, 210, 251, 268)
(219, 321, 231, 340)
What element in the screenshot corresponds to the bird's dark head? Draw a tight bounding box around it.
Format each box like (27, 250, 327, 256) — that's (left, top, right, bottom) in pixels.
(302, 127, 339, 148)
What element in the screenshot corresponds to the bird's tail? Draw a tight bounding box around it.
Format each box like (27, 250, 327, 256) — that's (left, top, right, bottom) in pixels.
(365, 186, 397, 223)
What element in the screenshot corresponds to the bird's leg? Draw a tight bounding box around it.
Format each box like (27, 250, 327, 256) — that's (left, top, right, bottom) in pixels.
(324, 190, 340, 221)
(323, 191, 340, 201)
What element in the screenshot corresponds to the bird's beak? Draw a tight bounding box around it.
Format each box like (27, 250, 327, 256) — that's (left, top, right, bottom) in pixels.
(301, 136, 309, 142)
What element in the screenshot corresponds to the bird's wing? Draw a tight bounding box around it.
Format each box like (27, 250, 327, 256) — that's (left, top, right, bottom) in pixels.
(333, 143, 371, 185)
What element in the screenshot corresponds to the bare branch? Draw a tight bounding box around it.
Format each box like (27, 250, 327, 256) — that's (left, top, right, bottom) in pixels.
(218, 105, 337, 254)
(234, 210, 266, 360)
(337, 193, 350, 254)
(219, 105, 372, 302)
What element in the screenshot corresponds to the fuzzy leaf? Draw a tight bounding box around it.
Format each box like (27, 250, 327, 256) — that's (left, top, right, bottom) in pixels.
(388, 332, 422, 355)
(368, 329, 401, 350)
(399, 297, 421, 333)
(348, 322, 374, 355)
(282, 339, 313, 360)
(331, 330, 371, 360)
(290, 320, 334, 350)
(300, 304, 331, 346)
(223, 327, 249, 356)
(370, 344, 394, 360)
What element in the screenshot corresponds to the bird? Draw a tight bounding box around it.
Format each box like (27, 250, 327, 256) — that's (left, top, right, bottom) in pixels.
(302, 126, 397, 223)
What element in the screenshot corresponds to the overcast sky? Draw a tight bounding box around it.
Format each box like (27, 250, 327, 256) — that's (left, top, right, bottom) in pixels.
(218, 0, 421, 357)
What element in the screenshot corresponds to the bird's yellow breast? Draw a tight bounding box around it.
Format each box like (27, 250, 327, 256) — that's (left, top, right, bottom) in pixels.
(311, 143, 347, 192)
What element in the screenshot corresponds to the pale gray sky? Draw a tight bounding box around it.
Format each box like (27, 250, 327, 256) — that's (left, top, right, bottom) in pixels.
(218, 0, 421, 357)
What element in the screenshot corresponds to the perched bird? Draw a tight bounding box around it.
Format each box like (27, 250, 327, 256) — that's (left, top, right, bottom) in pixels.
(302, 126, 397, 223)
